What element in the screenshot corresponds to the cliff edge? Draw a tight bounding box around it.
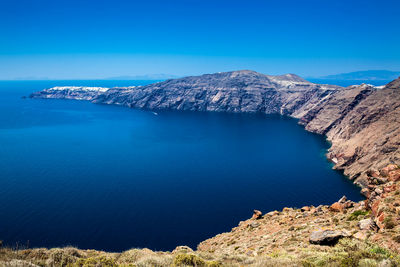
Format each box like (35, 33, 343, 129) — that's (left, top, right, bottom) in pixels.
(12, 71, 400, 266)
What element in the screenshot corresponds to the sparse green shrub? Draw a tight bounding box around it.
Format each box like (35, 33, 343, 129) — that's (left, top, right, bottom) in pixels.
(348, 210, 370, 221)
(206, 260, 222, 267)
(369, 246, 390, 258)
(74, 256, 117, 267)
(47, 248, 77, 266)
(173, 254, 206, 266)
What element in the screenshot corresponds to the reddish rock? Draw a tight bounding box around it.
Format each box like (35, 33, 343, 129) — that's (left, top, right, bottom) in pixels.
(388, 170, 400, 182)
(378, 213, 385, 223)
(384, 184, 396, 193)
(382, 164, 399, 176)
(329, 202, 344, 212)
(371, 200, 381, 217)
(376, 213, 386, 229)
(251, 210, 262, 220)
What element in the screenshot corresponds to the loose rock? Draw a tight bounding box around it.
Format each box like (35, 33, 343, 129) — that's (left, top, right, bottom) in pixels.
(358, 218, 376, 231)
(252, 210, 263, 220)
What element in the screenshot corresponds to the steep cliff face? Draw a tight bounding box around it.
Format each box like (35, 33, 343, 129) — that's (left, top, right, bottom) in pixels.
(91, 70, 340, 114)
(30, 70, 399, 188)
(295, 79, 400, 185)
(14, 71, 400, 266)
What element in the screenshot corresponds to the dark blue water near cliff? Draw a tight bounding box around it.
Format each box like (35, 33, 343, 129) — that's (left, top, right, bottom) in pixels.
(0, 80, 366, 252)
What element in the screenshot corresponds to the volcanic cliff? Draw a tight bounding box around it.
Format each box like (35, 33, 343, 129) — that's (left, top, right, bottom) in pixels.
(30, 70, 400, 187)
(9, 70, 399, 266)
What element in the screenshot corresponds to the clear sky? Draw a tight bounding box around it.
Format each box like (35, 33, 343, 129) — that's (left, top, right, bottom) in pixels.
(0, 0, 399, 79)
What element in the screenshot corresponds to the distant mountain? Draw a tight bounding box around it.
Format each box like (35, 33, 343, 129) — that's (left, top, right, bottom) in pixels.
(106, 74, 179, 80)
(319, 70, 400, 80)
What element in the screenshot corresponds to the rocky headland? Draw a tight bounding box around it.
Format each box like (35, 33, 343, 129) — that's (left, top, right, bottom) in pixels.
(30, 70, 399, 186)
(3, 70, 399, 266)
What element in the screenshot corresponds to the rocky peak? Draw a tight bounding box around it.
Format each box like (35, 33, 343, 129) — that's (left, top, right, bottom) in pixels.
(273, 73, 310, 83)
(385, 76, 400, 89)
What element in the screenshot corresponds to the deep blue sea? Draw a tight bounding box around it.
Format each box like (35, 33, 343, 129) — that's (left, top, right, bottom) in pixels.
(0, 79, 383, 252)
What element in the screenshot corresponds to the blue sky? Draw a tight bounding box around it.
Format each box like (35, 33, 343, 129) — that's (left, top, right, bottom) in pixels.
(0, 0, 399, 79)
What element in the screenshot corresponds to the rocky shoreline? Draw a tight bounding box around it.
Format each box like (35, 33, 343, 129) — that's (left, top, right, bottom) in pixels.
(3, 70, 399, 266)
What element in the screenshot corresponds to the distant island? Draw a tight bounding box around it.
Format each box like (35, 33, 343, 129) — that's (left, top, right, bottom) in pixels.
(317, 70, 400, 80)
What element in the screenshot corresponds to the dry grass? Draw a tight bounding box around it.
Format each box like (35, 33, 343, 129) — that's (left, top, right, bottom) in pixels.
(0, 238, 400, 267)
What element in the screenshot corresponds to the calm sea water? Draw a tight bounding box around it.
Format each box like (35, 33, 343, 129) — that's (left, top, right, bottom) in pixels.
(0, 80, 371, 252)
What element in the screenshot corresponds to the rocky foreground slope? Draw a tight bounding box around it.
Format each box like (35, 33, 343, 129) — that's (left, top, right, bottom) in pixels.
(4, 70, 398, 266)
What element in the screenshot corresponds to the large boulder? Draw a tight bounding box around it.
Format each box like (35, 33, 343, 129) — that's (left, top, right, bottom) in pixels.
(330, 196, 354, 212)
(309, 230, 348, 245)
(329, 202, 344, 212)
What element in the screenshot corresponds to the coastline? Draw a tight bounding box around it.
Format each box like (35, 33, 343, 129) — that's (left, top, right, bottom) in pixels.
(2, 71, 399, 266)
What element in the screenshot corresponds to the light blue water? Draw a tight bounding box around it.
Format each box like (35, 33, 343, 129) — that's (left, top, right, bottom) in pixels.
(0, 80, 364, 252)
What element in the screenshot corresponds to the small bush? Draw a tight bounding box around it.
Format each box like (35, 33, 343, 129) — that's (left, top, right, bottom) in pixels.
(75, 256, 117, 267)
(135, 255, 172, 267)
(369, 246, 390, 258)
(383, 216, 395, 229)
(348, 210, 370, 221)
(173, 254, 206, 266)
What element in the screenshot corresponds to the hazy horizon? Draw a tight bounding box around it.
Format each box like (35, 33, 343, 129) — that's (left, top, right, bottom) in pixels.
(1, 69, 399, 81)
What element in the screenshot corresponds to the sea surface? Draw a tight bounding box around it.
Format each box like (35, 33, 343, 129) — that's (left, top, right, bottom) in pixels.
(0, 79, 382, 252)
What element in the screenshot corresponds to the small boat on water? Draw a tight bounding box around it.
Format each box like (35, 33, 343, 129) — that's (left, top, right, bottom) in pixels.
(152, 112, 158, 116)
